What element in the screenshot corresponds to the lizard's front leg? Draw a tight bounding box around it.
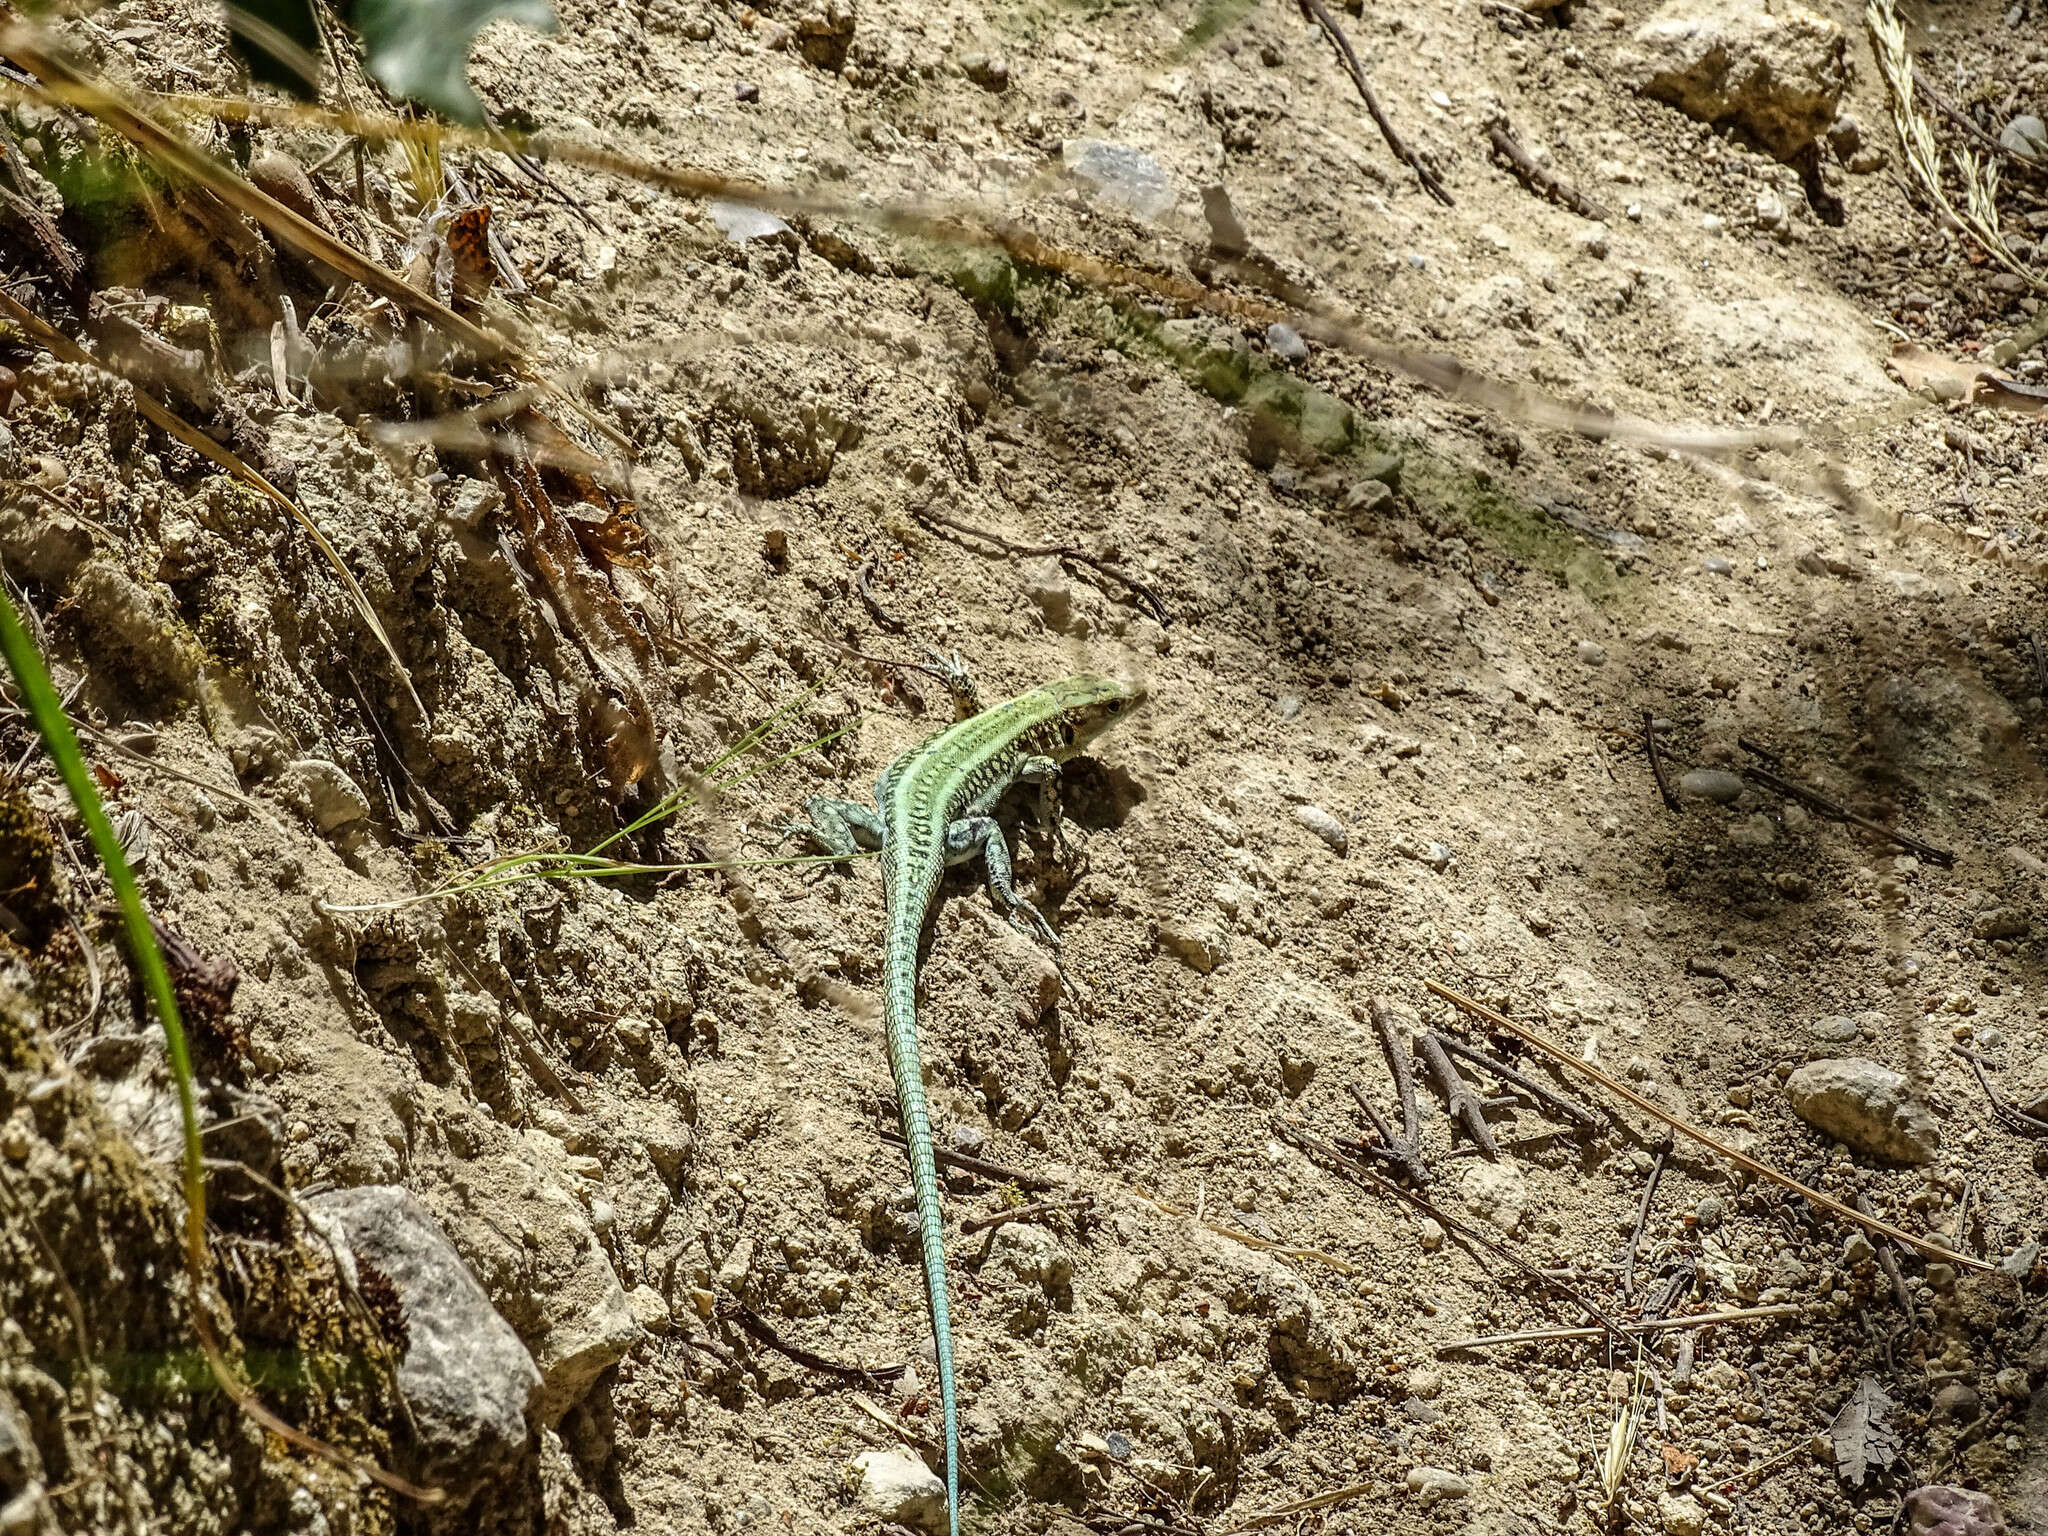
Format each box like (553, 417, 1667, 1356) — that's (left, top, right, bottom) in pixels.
(1013, 753, 1073, 865)
(789, 795, 886, 860)
(947, 813, 1060, 949)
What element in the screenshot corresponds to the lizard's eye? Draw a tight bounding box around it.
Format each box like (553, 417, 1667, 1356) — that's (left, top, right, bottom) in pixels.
(1106, 699, 1123, 715)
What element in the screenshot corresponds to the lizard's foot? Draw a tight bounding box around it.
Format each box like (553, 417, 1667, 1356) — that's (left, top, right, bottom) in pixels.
(922, 646, 982, 720)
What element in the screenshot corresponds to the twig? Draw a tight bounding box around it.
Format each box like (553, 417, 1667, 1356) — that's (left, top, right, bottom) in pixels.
(1486, 120, 1611, 221)
(1912, 68, 2048, 180)
(877, 1126, 1054, 1191)
(1281, 1121, 1624, 1337)
(1218, 1482, 1373, 1531)
(1952, 1045, 2048, 1137)
(1735, 735, 1783, 768)
(1349, 997, 1431, 1184)
(1416, 1030, 1500, 1159)
(1618, 1136, 1672, 1301)
(1294, 0, 1453, 206)
(1126, 1182, 1358, 1273)
(910, 506, 1171, 626)
(961, 1194, 1094, 1235)
(2030, 634, 2048, 700)
(1642, 709, 1679, 811)
(718, 1298, 907, 1384)
(1423, 981, 1993, 1272)
(1739, 759, 1953, 866)
(855, 553, 907, 633)
(1438, 1302, 1816, 1352)
(1433, 1032, 1599, 1128)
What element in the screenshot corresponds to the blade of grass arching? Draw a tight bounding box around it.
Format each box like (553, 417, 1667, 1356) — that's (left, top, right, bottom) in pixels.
(0, 28, 508, 365)
(584, 676, 846, 856)
(591, 720, 851, 857)
(0, 585, 446, 1503)
(322, 849, 870, 913)
(0, 288, 427, 723)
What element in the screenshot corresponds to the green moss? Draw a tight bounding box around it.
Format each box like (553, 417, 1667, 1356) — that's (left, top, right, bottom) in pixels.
(1178, 0, 1259, 52)
(932, 259, 1625, 602)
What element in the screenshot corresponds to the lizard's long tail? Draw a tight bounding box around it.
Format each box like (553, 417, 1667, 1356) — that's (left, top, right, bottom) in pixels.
(881, 914, 960, 1536)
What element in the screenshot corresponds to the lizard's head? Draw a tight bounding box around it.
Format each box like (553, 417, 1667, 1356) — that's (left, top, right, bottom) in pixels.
(1043, 673, 1147, 757)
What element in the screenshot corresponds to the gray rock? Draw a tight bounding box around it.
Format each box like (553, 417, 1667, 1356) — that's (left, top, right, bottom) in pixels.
(283, 758, 371, 832)
(1693, 1195, 1726, 1229)
(1784, 1058, 1941, 1164)
(1294, 804, 1348, 855)
(992, 1222, 1073, 1290)
(1159, 918, 1228, 974)
(1341, 479, 1392, 516)
(845, 1448, 946, 1529)
(1576, 640, 1608, 666)
(306, 1186, 541, 1489)
(1265, 322, 1309, 362)
(1405, 1465, 1469, 1507)
(1200, 183, 1250, 255)
(1661, 1492, 1708, 1536)
(1062, 138, 1175, 221)
(1022, 558, 1077, 632)
(1931, 1381, 1981, 1423)
(1810, 1014, 1860, 1043)
(1904, 1484, 2007, 1536)
(1459, 1160, 1526, 1236)
(708, 200, 790, 243)
(2000, 115, 2047, 162)
(1971, 909, 2028, 940)
(444, 477, 503, 530)
(1704, 555, 1733, 575)
(1679, 768, 1744, 804)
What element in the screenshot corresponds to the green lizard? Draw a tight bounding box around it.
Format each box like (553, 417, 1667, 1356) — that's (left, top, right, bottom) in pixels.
(795, 670, 1146, 1536)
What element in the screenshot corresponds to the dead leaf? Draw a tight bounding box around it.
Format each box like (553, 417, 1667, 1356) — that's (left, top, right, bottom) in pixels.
(1831, 1377, 1900, 1489)
(1888, 342, 2005, 403)
(1660, 1443, 1699, 1477)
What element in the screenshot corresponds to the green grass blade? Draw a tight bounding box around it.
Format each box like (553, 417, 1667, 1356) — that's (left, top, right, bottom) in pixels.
(0, 585, 206, 1269)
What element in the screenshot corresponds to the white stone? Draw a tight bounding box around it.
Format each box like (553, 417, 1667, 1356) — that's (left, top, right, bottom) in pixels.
(846, 1448, 946, 1528)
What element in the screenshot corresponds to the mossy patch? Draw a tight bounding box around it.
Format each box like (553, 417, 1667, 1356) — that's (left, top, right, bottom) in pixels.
(936, 258, 1627, 601)
(0, 783, 65, 952)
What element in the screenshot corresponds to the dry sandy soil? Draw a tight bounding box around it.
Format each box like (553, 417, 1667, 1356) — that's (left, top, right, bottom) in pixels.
(2, 0, 2047, 1533)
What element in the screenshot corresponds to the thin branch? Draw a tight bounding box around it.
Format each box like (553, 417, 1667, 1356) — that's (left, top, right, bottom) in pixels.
(1739, 758, 1952, 866)
(1294, 0, 1453, 206)
(719, 1298, 906, 1385)
(1424, 981, 1991, 1272)
(1349, 996, 1430, 1184)
(1642, 710, 1679, 811)
(877, 1126, 1054, 1191)
(1438, 1302, 1816, 1352)
(910, 506, 1171, 627)
(961, 1194, 1094, 1235)
(1433, 1032, 1599, 1128)
(1416, 1030, 1500, 1159)
(1486, 119, 1611, 221)
(1952, 1045, 2048, 1137)
(1618, 1135, 1672, 1301)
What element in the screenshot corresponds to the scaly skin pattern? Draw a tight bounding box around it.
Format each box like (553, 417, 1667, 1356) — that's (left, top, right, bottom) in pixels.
(803, 674, 1144, 1536)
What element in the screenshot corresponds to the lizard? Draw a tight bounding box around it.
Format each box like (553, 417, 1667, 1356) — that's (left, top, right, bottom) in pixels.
(793, 669, 1146, 1536)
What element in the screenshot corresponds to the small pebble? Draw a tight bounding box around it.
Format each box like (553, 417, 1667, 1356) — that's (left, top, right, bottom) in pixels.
(1678, 768, 1743, 804)
(1264, 322, 1309, 362)
(1703, 555, 1733, 576)
(1294, 804, 1348, 856)
(734, 80, 760, 102)
(1575, 640, 1607, 666)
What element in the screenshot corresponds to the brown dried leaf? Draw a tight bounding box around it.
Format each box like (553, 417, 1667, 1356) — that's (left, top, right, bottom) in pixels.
(1887, 342, 2004, 402)
(1660, 1443, 1699, 1477)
